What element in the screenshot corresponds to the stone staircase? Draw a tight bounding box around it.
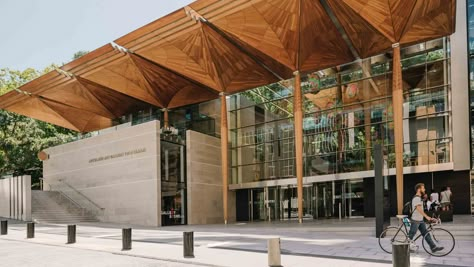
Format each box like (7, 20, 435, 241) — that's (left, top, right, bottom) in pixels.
(32, 191, 98, 224)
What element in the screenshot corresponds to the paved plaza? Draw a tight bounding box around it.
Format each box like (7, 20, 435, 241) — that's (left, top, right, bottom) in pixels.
(1, 217, 473, 267)
(0, 239, 189, 267)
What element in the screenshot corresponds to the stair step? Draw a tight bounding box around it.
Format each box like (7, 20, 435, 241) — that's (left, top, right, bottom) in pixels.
(32, 211, 84, 214)
(34, 221, 99, 224)
(31, 191, 98, 224)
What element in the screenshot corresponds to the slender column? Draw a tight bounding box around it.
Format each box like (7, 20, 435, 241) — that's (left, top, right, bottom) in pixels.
(392, 44, 404, 214)
(162, 108, 169, 128)
(362, 60, 372, 170)
(220, 93, 229, 224)
(335, 67, 343, 172)
(293, 71, 304, 223)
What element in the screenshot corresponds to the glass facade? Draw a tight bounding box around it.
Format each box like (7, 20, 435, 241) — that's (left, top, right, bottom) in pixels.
(467, 0, 474, 215)
(161, 141, 186, 226)
(230, 38, 451, 185)
(469, 0, 474, 167)
(118, 104, 218, 140)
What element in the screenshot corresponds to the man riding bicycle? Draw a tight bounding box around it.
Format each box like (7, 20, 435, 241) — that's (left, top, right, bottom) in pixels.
(409, 183, 444, 253)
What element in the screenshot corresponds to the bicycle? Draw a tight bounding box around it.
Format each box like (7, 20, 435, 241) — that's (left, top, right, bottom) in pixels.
(378, 214, 455, 257)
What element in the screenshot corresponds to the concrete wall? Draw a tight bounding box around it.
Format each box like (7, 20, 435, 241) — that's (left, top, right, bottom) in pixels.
(43, 121, 161, 226)
(450, 0, 471, 171)
(0, 176, 31, 221)
(199, 99, 221, 137)
(186, 130, 236, 224)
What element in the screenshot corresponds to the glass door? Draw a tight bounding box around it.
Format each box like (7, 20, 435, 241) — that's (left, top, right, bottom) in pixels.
(346, 179, 365, 217)
(316, 182, 333, 218)
(334, 181, 346, 219)
(280, 186, 298, 220)
(161, 141, 186, 226)
(267, 187, 280, 221)
(316, 181, 351, 219)
(251, 188, 266, 221)
(303, 185, 315, 219)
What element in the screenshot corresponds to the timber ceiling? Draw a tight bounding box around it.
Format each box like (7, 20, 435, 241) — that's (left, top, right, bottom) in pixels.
(0, 0, 456, 132)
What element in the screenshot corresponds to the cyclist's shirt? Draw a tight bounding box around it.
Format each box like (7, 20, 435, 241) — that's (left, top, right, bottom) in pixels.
(411, 195, 424, 221)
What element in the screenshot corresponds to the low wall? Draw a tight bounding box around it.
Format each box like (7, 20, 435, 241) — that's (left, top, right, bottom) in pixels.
(0, 175, 31, 221)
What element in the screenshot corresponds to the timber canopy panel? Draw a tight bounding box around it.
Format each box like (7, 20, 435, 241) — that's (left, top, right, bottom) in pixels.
(0, 0, 456, 132)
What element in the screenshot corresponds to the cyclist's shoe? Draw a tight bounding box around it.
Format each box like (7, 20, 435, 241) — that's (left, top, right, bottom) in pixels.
(431, 246, 444, 253)
(409, 241, 418, 252)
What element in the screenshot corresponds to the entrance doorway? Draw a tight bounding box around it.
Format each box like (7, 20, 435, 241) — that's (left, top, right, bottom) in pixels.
(315, 180, 364, 219)
(316, 182, 335, 218)
(251, 188, 266, 221)
(245, 185, 315, 221)
(240, 180, 364, 222)
(346, 180, 365, 217)
(161, 141, 186, 226)
(280, 186, 298, 220)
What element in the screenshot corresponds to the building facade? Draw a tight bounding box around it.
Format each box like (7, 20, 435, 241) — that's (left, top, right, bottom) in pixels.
(3, 1, 469, 226)
(229, 0, 473, 220)
(42, 119, 235, 227)
(229, 34, 474, 221)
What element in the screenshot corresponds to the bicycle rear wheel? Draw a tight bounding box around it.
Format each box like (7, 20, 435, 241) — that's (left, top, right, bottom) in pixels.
(379, 226, 408, 254)
(422, 228, 455, 257)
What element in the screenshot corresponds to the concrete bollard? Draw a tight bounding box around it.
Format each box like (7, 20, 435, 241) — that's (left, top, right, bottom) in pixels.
(183, 232, 194, 258)
(392, 241, 410, 267)
(122, 228, 132, 250)
(268, 238, 282, 267)
(67, 225, 76, 244)
(1, 220, 7, 235)
(26, 222, 35, 239)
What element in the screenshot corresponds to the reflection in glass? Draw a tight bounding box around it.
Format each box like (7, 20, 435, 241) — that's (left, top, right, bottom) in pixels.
(229, 38, 451, 185)
(161, 141, 186, 226)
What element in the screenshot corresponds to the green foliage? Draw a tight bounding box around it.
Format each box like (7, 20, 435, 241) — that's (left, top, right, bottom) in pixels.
(402, 48, 445, 69)
(0, 68, 41, 95)
(0, 68, 76, 188)
(72, 50, 89, 60)
(240, 82, 294, 117)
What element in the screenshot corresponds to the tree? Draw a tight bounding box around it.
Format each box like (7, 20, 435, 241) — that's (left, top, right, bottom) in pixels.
(72, 50, 89, 60)
(0, 67, 76, 188)
(0, 67, 52, 95)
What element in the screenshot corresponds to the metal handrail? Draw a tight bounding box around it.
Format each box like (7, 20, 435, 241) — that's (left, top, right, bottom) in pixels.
(52, 187, 87, 216)
(57, 179, 105, 213)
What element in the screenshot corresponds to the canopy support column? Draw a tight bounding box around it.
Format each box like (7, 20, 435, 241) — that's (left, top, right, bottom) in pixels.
(162, 108, 169, 128)
(220, 93, 229, 224)
(392, 44, 404, 214)
(293, 71, 304, 224)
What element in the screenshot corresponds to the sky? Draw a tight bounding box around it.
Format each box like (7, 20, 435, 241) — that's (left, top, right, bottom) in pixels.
(0, 0, 194, 70)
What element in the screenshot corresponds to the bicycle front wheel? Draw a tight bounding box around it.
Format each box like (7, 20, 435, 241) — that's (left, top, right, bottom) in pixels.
(379, 226, 408, 254)
(422, 228, 455, 257)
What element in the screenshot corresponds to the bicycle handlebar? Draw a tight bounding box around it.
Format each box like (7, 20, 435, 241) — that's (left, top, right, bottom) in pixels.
(429, 218, 441, 225)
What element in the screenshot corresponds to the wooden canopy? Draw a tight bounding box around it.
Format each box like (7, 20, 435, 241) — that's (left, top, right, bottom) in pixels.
(0, 0, 456, 132)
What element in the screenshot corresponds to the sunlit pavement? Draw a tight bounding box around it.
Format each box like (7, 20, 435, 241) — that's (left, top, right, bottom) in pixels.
(0, 217, 473, 267)
(0, 239, 191, 267)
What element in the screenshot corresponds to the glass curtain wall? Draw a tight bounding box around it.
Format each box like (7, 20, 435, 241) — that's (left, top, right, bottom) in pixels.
(229, 38, 451, 185)
(229, 84, 296, 184)
(111, 103, 218, 141)
(468, 0, 474, 167)
(467, 0, 474, 215)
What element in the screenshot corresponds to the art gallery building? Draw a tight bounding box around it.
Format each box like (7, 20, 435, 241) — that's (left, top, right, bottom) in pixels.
(0, 0, 472, 226)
